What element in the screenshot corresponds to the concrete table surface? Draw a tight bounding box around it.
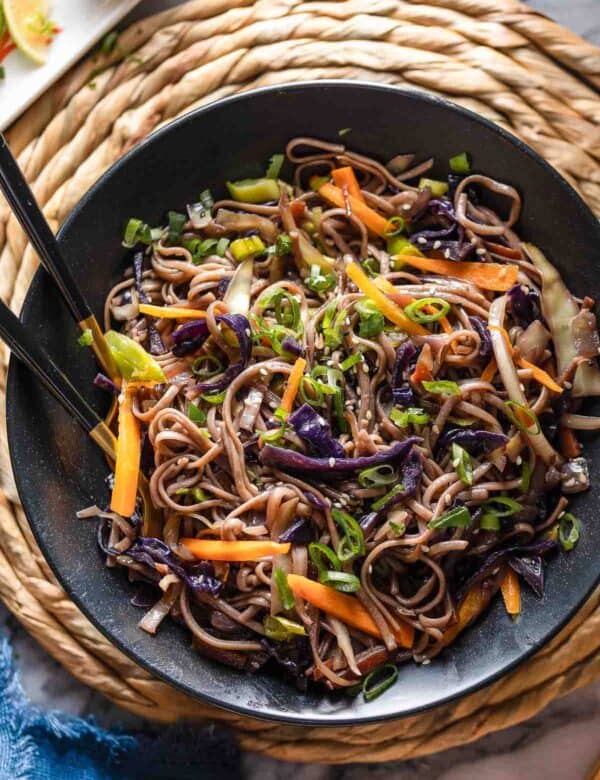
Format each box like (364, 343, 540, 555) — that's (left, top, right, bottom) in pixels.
(3, 1, 600, 778)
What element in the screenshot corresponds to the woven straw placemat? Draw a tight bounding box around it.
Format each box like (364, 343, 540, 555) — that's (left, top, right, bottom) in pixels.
(0, 0, 599, 763)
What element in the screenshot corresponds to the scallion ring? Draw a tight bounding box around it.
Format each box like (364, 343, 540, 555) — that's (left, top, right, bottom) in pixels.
(358, 464, 397, 488)
(273, 567, 295, 611)
(422, 380, 461, 396)
(191, 354, 223, 378)
(383, 216, 405, 237)
(428, 506, 472, 529)
(451, 443, 473, 486)
(309, 542, 341, 577)
(371, 483, 407, 512)
(362, 664, 399, 701)
(332, 508, 365, 561)
(503, 400, 541, 434)
(403, 297, 450, 324)
(558, 512, 580, 552)
(319, 570, 361, 593)
(263, 615, 306, 641)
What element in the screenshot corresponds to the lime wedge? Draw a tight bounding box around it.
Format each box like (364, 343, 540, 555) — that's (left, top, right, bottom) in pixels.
(3, 0, 53, 66)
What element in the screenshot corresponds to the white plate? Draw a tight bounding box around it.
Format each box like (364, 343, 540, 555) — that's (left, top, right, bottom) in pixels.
(0, 0, 143, 131)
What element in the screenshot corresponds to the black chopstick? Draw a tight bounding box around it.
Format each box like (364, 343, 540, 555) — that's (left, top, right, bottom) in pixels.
(0, 297, 116, 459)
(0, 133, 118, 380)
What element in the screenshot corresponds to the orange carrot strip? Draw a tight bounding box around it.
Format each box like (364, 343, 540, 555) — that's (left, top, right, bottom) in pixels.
(558, 425, 582, 459)
(517, 357, 563, 394)
(500, 569, 521, 616)
(181, 539, 291, 561)
(488, 324, 513, 354)
(396, 255, 519, 292)
(290, 200, 308, 220)
(443, 584, 489, 646)
(280, 357, 307, 413)
(287, 574, 414, 648)
(317, 182, 391, 236)
(410, 343, 433, 385)
(110, 383, 141, 517)
(331, 166, 365, 203)
(481, 358, 498, 383)
(346, 262, 428, 336)
(139, 303, 207, 319)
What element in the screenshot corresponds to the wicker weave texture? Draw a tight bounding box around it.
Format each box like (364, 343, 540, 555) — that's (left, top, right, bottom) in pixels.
(0, 0, 599, 763)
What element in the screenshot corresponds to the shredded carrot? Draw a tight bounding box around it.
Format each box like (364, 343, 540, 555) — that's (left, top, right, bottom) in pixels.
(517, 357, 563, 394)
(488, 324, 513, 354)
(331, 167, 365, 204)
(290, 200, 308, 221)
(558, 425, 582, 459)
(481, 358, 498, 384)
(316, 182, 391, 236)
(443, 584, 488, 646)
(396, 255, 519, 292)
(181, 539, 291, 561)
(110, 383, 141, 517)
(375, 276, 453, 338)
(346, 262, 428, 336)
(483, 241, 522, 260)
(410, 343, 434, 385)
(500, 569, 521, 617)
(280, 357, 307, 413)
(287, 574, 414, 648)
(139, 303, 207, 319)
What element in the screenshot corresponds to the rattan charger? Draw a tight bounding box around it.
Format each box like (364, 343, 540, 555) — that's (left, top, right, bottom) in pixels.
(0, 0, 599, 763)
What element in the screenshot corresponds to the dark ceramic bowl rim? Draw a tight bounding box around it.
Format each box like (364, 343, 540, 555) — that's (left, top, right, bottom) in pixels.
(8, 81, 600, 726)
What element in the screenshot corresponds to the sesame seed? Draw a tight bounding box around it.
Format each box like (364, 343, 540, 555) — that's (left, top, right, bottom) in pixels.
(368, 564, 373, 574)
(323, 347, 330, 356)
(345, 400, 353, 407)
(421, 659, 431, 666)
(476, 248, 486, 256)
(515, 456, 522, 465)
(362, 363, 370, 373)
(558, 510, 566, 519)
(444, 249, 451, 259)
(356, 388, 362, 396)
(445, 494, 452, 505)
(326, 360, 334, 367)
(564, 381, 572, 389)
(366, 410, 372, 420)
(333, 501, 342, 508)
(328, 457, 336, 467)
(417, 237, 427, 245)
(402, 204, 411, 211)
(519, 383, 525, 392)
(245, 329, 251, 337)
(260, 368, 268, 377)
(433, 240, 442, 250)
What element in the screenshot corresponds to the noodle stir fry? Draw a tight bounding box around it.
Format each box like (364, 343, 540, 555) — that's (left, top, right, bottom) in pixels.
(89, 138, 596, 696)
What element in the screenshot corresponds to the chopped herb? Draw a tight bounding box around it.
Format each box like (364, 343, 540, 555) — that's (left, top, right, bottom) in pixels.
(319, 570, 361, 593)
(356, 298, 384, 339)
(389, 521, 406, 537)
(306, 263, 335, 294)
(390, 407, 430, 428)
(188, 402, 207, 425)
(77, 329, 93, 347)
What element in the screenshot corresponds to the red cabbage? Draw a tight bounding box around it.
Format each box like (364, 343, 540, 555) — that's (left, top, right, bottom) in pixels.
(93, 372, 119, 396)
(193, 314, 252, 393)
(507, 284, 541, 327)
(359, 449, 423, 533)
(278, 517, 315, 544)
(119, 536, 222, 596)
(438, 429, 508, 455)
(457, 538, 557, 601)
(468, 316, 492, 360)
(288, 403, 345, 459)
(133, 249, 166, 355)
(391, 342, 417, 406)
(259, 437, 419, 478)
(281, 335, 305, 357)
(410, 199, 458, 242)
(171, 319, 210, 357)
(508, 555, 545, 598)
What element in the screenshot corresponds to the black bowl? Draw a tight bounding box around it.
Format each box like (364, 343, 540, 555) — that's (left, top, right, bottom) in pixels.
(7, 82, 600, 725)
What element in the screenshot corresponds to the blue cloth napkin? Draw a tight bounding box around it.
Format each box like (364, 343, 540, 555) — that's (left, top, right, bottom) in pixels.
(0, 638, 240, 780)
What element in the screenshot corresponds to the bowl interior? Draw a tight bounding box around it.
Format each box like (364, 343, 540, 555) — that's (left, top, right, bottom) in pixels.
(7, 82, 600, 725)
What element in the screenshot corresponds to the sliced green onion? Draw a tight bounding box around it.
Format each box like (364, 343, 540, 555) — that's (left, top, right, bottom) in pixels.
(558, 512, 580, 552)
(358, 464, 397, 488)
(199, 189, 214, 210)
(340, 352, 363, 372)
(390, 407, 430, 428)
(482, 497, 523, 517)
(122, 217, 158, 248)
(372, 483, 406, 512)
(389, 521, 406, 537)
(230, 235, 266, 262)
(183, 237, 224, 264)
(259, 424, 287, 444)
(266, 153, 285, 180)
(188, 402, 207, 425)
(320, 300, 347, 349)
(387, 235, 423, 260)
(356, 298, 385, 339)
(299, 375, 335, 408)
(338, 127, 352, 137)
(520, 457, 532, 492)
(306, 263, 336, 294)
(503, 400, 541, 434)
(311, 365, 348, 433)
(175, 486, 208, 502)
(100, 30, 119, 55)
(309, 542, 341, 577)
(191, 354, 223, 378)
(226, 178, 280, 203)
(167, 211, 186, 245)
(274, 406, 289, 422)
(404, 297, 450, 324)
(216, 237, 230, 256)
(418, 177, 449, 196)
(428, 506, 472, 529)
(449, 152, 471, 174)
(258, 288, 301, 331)
(451, 443, 473, 486)
(480, 513, 501, 531)
(274, 233, 293, 256)
(200, 390, 226, 404)
(332, 508, 365, 562)
(362, 664, 398, 702)
(319, 571, 361, 593)
(77, 328, 93, 347)
(422, 380, 461, 396)
(264, 615, 306, 641)
(105, 330, 166, 382)
(274, 567, 295, 611)
(361, 257, 380, 276)
(383, 216, 405, 237)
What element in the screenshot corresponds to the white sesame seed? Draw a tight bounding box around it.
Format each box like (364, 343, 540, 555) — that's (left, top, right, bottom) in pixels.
(402, 204, 411, 211)
(362, 363, 370, 373)
(260, 368, 268, 377)
(515, 456, 522, 465)
(326, 360, 334, 367)
(558, 510, 566, 519)
(444, 249, 451, 259)
(433, 240, 442, 250)
(564, 381, 572, 389)
(345, 400, 353, 407)
(417, 237, 427, 245)
(366, 410, 372, 421)
(421, 659, 431, 666)
(323, 347, 330, 356)
(333, 501, 342, 508)
(445, 494, 452, 505)
(476, 248, 486, 256)
(328, 457, 336, 467)
(368, 564, 373, 575)
(356, 388, 362, 396)
(519, 383, 525, 392)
